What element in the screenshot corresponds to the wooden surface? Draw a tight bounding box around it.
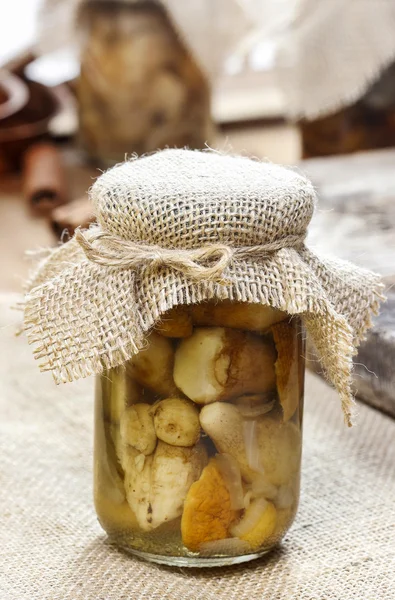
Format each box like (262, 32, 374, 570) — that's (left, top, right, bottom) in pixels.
(355, 280, 395, 415)
(302, 149, 395, 416)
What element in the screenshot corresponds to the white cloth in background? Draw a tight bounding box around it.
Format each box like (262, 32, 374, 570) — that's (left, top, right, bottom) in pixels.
(35, 0, 298, 81)
(276, 0, 395, 120)
(35, 0, 252, 80)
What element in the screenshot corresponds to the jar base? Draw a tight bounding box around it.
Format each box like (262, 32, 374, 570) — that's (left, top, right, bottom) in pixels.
(120, 545, 274, 568)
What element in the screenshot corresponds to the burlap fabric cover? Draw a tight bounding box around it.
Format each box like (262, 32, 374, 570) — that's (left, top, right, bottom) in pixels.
(2, 296, 395, 599)
(277, 0, 395, 120)
(23, 149, 383, 425)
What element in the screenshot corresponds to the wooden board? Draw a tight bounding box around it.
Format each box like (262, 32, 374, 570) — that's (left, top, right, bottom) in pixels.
(354, 280, 395, 415)
(301, 149, 395, 416)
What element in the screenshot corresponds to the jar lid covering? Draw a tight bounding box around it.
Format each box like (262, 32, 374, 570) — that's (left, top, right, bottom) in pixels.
(94, 150, 314, 248)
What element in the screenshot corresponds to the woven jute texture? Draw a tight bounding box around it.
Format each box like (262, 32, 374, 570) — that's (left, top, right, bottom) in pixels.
(2, 295, 395, 600)
(23, 149, 384, 425)
(277, 0, 395, 120)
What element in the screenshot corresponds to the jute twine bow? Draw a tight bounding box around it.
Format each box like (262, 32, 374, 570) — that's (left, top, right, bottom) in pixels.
(75, 228, 305, 283)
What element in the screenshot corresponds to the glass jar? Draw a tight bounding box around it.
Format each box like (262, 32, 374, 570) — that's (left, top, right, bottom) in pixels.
(77, 0, 212, 167)
(94, 301, 304, 567)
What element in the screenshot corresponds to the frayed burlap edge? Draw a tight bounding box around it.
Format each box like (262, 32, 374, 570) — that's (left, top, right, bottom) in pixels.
(23, 242, 384, 427)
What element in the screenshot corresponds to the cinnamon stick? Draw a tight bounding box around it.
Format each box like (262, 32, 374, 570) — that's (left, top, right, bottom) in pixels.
(22, 142, 68, 216)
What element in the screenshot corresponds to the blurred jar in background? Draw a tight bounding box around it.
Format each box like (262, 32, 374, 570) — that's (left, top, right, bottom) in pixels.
(77, 0, 212, 167)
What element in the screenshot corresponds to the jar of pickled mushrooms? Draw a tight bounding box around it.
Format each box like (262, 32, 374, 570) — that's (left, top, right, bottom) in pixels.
(95, 303, 304, 565)
(23, 149, 383, 567)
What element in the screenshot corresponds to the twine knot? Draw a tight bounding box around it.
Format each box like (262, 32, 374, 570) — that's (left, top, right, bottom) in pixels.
(75, 227, 305, 283)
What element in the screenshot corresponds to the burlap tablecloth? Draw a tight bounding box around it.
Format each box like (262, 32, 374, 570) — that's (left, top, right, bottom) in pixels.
(1, 294, 394, 600)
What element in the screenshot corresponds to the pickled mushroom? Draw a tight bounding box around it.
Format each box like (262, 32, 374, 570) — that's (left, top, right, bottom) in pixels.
(126, 332, 178, 396)
(155, 306, 193, 338)
(153, 398, 200, 446)
(120, 403, 157, 455)
(181, 458, 238, 551)
(215, 453, 245, 510)
(271, 320, 301, 421)
(256, 417, 301, 486)
(174, 327, 276, 405)
(191, 301, 287, 332)
(234, 394, 276, 418)
(199, 402, 256, 481)
(124, 450, 154, 530)
(200, 403, 301, 487)
(150, 441, 207, 528)
(124, 440, 208, 531)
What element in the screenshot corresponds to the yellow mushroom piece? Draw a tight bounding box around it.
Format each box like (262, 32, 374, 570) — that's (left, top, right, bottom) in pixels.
(174, 327, 276, 405)
(181, 458, 238, 552)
